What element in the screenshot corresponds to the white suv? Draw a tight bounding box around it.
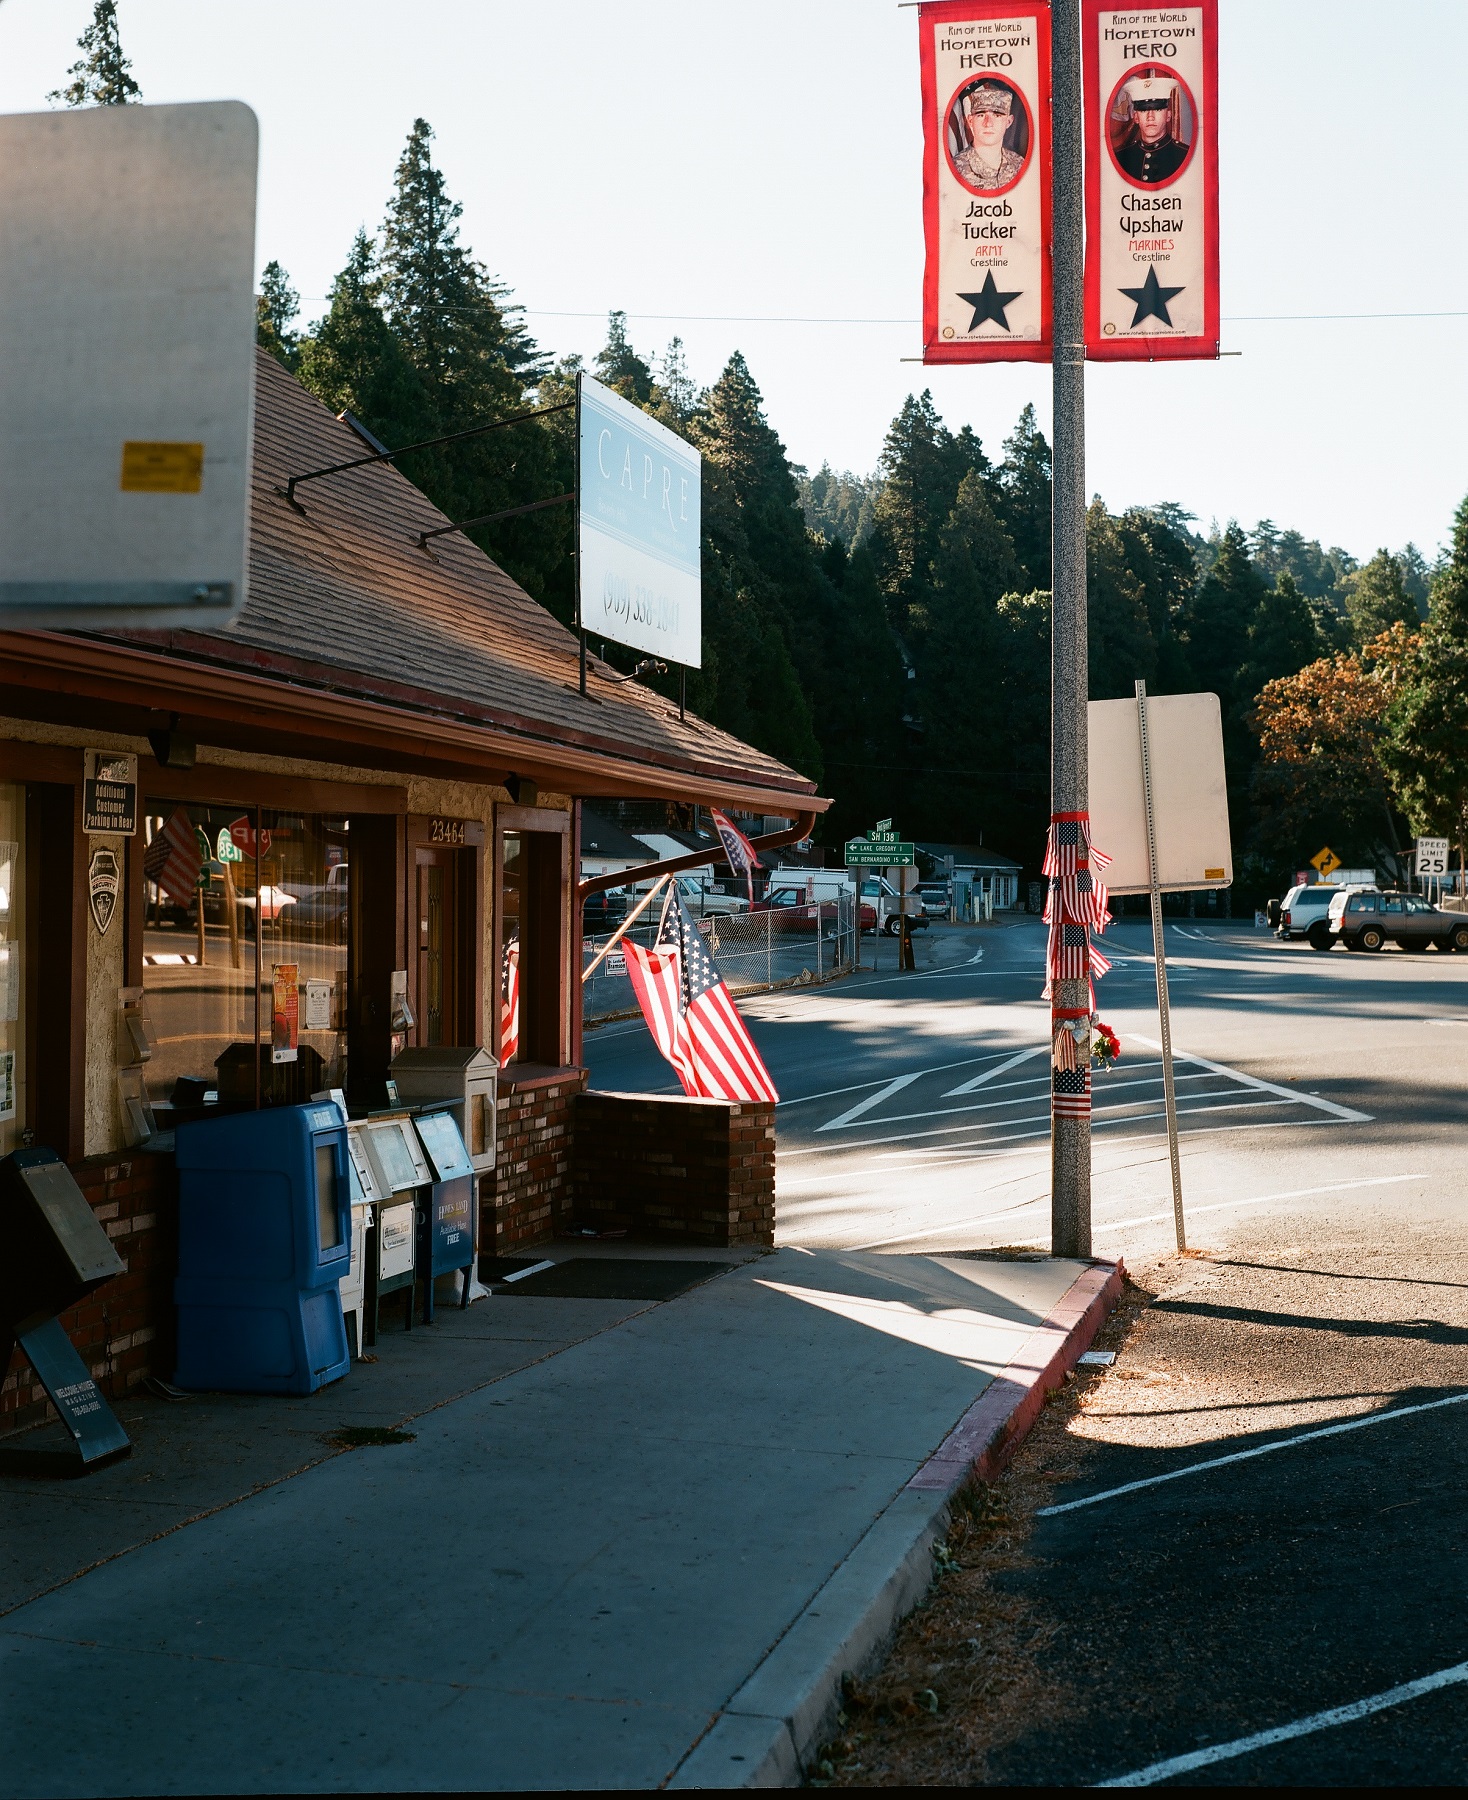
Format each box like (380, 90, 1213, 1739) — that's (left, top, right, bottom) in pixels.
(1277, 882, 1348, 944)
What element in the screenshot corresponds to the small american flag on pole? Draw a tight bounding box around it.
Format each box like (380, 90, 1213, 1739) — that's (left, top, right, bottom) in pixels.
(709, 808, 761, 904)
(1052, 1065, 1091, 1119)
(624, 892, 778, 1103)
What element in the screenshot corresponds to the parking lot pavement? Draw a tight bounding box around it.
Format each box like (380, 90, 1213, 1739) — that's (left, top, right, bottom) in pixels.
(825, 1184, 1468, 1788)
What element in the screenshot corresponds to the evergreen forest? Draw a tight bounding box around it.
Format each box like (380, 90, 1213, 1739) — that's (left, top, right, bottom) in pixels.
(258, 118, 1454, 900)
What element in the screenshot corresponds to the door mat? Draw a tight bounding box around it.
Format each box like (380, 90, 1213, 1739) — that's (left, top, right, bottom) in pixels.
(490, 1258, 732, 1301)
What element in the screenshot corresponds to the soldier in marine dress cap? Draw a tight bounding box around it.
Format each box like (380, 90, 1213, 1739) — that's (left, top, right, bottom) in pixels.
(1116, 66, 1191, 184)
(953, 80, 1025, 190)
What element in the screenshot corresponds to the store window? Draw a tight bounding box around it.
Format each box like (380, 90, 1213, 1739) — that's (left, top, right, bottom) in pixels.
(141, 804, 349, 1117)
(498, 825, 564, 1067)
(0, 786, 24, 1157)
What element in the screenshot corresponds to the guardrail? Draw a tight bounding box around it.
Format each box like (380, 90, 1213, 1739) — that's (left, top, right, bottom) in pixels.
(583, 894, 859, 1023)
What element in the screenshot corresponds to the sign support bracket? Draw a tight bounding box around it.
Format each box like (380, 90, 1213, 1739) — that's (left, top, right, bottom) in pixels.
(1136, 679, 1186, 1252)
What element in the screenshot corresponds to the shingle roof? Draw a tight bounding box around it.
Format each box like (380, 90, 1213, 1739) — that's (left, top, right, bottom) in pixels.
(105, 352, 824, 812)
(579, 807, 656, 862)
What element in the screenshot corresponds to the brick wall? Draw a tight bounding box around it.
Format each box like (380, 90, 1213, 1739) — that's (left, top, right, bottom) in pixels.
(571, 1091, 775, 1248)
(1, 1149, 177, 1436)
(483, 1065, 587, 1253)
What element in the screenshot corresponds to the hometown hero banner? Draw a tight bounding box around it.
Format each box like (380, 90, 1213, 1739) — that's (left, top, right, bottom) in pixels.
(920, 1, 1052, 364)
(1083, 0, 1218, 360)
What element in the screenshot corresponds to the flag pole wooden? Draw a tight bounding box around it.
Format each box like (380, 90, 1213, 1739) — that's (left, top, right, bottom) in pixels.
(581, 875, 671, 982)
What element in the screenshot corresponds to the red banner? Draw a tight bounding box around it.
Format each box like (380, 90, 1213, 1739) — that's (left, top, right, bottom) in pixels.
(1082, 0, 1218, 360)
(920, 1, 1052, 364)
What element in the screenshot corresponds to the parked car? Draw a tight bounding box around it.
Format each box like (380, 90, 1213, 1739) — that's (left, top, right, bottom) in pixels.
(1327, 887, 1468, 953)
(750, 884, 843, 930)
(1276, 882, 1348, 944)
(581, 887, 628, 931)
(620, 874, 748, 917)
(858, 877, 929, 936)
(916, 881, 951, 919)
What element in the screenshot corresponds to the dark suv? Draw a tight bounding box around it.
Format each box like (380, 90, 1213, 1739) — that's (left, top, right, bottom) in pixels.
(1328, 888, 1468, 953)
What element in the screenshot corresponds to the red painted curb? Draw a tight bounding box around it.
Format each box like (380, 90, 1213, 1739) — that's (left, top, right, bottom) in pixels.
(906, 1259, 1126, 1493)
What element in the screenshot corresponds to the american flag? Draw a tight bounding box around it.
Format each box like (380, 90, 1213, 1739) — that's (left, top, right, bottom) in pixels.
(1052, 1022, 1080, 1072)
(500, 941, 520, 1061)
(709, 808, 761, 904)
(143, 810, 201, 907)
(1043, 816, 1086, 877)
(1048, 921, 1092, 982)
(1052, 1065, 1091, 1118)
(624, 891, 778, 1103)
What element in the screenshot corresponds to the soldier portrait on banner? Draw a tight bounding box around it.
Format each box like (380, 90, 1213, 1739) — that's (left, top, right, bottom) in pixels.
(1083, 0, 1218, 360)
(1108, 64, 1196, 187)
(920, 1, 1052, 363)
(946, 76, 1030, 195)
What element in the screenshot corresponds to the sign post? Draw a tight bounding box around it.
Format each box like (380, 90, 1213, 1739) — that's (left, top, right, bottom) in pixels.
(845, 829, 917, 972)
(1416, 836, 1448, 900)
(1136, 682, 1186, 1252)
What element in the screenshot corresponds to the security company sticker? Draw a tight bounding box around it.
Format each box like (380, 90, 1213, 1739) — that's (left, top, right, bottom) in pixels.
(920, 1, 1052, 363)
(1084, 0, 1219, 359)
(88, 846, 121, 936)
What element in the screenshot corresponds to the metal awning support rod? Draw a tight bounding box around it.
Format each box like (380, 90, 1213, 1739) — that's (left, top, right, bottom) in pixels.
(418, 490, 574, 549)
(284, 399, 575, 504)
(577, 811, 818, 902)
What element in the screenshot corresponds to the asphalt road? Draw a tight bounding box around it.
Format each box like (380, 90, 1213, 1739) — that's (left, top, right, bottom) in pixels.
(585, 914, 1468, 1784)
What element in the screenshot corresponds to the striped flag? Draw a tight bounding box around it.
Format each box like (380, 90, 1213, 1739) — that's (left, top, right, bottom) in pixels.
(709, 808, 761, 904)
(1052, 1065, 1091, 1119)
(624, 891, 778, 1103)
(143, 810, 201, 907)
(500, 941, 520, 1062)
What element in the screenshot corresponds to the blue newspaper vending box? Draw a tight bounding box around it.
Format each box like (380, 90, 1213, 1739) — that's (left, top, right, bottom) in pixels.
(173, 1102, 351, 1394)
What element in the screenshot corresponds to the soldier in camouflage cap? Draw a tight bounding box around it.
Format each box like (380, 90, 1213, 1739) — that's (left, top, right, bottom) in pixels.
(953, 80, 1025, 191)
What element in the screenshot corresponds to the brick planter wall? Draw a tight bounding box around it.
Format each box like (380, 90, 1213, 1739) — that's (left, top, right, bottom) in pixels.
(571, 1091, 775, 1248)
(484, 1065, 587, 1254)
(1, 1149, 177, 1437)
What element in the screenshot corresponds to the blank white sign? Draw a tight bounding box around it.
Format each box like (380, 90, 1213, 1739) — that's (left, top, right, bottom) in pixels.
(0, 101, 258, 628)
(1088, 692, 1233, 894)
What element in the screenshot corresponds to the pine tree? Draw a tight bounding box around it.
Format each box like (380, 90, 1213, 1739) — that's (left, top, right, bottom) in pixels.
(648, 338, 699, 429)
(869, 392, 963, 634)
(1181, 523, 1267, 703)
(593, 312, 654, 404)
(294, 231, 431, 450)
(375, 119, 566, 607)
(1345, 550, 1420, 645)
(1383, 496, 1468, 879)
(1086, 500, 1156, 699)
(995, 403, 1052, 590)
(255, 261, 301, 369)
(1239, 570, 1324, 701)
(49, 1, 141, 107)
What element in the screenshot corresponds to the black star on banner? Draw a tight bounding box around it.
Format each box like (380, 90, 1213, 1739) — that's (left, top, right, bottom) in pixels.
(957, 272, 1022, 333)
(1118, 265, 1185, 328)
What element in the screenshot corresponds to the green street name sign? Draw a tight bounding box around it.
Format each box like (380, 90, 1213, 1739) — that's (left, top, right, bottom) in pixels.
(845, 839, 916, 867)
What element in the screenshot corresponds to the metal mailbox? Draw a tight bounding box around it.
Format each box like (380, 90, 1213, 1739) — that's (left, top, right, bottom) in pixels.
(173, 1101, 351, 1395)
(341, 1121, 385, 1360)
(388, 1046, 498, 1174)
(411, 1110, 476, 1323)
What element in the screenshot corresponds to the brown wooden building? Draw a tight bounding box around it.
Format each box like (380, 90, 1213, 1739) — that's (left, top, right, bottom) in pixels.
(0, 351, 825, 1433)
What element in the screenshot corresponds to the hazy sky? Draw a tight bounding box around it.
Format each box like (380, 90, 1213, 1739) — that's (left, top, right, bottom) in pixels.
(3, 0, 1464, 561)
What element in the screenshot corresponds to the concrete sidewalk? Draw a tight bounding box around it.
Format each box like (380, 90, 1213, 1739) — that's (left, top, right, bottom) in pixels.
(1, 1248, 1116, 1794)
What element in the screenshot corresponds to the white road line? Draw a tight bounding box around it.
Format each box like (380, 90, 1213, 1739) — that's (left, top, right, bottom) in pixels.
(1096, 1659, 1468, 1787)
(1039, 1389, 1468, 1520)
(909, 946, 986, 977)
(1091, 1173, 1424, 1234)
(818, 1072, 921, 1132)
(776, 1047, 1022, 1111)
(1129, 1034, 1372, 1122)
(944, 1044, 1051, 1096)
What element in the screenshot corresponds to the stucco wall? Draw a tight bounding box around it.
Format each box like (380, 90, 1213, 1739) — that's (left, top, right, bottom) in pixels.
(0, 716, 569, 1156)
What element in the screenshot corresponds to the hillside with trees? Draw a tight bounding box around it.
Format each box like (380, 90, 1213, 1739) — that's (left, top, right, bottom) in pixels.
(259, 118, 1450, 897)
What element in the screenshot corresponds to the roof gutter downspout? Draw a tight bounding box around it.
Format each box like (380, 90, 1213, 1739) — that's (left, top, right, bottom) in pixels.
(577, 811, 819, 902)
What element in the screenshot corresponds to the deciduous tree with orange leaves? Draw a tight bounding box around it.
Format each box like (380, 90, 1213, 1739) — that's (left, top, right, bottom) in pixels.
(1251, 624, 1417, 869)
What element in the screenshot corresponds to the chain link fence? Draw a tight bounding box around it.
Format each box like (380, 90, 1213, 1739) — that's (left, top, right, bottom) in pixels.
(583, 894, 859, 1024)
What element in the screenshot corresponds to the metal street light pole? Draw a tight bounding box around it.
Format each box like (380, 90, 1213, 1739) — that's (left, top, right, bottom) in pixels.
(1050, 0, 1091, 1257)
